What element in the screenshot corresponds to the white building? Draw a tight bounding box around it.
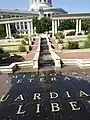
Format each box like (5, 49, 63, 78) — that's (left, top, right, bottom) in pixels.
(29, 0, 67, 18)
(0, 0, 67, 19)
(0, 0, 67, 36)
(0, 0, 89, 38)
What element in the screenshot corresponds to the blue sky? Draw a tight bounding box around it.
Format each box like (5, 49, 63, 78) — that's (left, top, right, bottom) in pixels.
(0, 0, 90, 13)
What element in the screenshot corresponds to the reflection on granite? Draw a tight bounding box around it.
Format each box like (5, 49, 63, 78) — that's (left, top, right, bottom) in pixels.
(0, 72, 90, 120)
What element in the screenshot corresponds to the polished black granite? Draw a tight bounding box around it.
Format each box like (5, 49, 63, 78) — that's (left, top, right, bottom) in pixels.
(0, 72, 90, 120)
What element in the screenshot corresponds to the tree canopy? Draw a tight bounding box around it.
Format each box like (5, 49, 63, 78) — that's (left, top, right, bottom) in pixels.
(0, 24, 6, 39)
(58, 19, 90, 32)
(58, 20, 75, 31)
(33, 17, 52, 33)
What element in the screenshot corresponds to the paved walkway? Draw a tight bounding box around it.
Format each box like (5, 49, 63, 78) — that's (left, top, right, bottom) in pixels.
(50, 38, 60, 50)
(0, 74, 11, 98)
(56, 51, 90, 59)
(50, 38, 90, 59)
(23, 38, 39, 61)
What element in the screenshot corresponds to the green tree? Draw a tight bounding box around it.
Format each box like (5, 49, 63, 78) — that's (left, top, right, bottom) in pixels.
(82, 20, 90, 32)
(10, 23, 17, 34)
(36, 20, 42, 33)
(58, 20, 75, 31)
(33, 17, 52, 33)
(33, 17, 38, 27)
(0, 24, 6, 39)
(40, 17, 52, 33)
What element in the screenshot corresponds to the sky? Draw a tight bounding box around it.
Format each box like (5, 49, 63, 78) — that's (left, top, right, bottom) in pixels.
(0, 0, 90, 13)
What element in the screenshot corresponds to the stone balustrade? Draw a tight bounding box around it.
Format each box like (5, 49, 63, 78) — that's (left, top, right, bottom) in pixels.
(47, 37, 61, 68)
(33, 36, 41, 69)
(62, 59, 90, 69)
(0, 61, 33, 73)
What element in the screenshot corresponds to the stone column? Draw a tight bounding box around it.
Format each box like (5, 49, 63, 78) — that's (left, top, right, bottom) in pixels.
(34, 27, 36, 34)
(58, 19, 60, 27)
(55, 20, 58, 34)
(31, 20, 33, 35)
(15, 23, 17, 29)
(5, 24, 9, 38)
(19, 22, 21, 35)
(79, 19, 81, 33)
(52, 20, 55, 36)
(8, 23, 11, 38)
(19, 22, 21, 30)
(23, 22, 26, 35)
(27, 22, 31, 37)
(46, 14, 48, 17)
(76, 19, 79, 35)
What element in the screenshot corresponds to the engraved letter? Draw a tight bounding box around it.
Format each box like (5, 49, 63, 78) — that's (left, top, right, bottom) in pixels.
(80, 91, 89, 97)
(50, 92, 58, 99)
(33, 93, 41, 100)
(36, 104, 40, 113)
(0, 95, 9, 103)
(66, 91, 71, 98)
(16, 105, 25, 115)
(64, 77, 71, 81)
(69, 102, 80, 111)
(14, 94, 24, 101)
(51, 103, 60, 112)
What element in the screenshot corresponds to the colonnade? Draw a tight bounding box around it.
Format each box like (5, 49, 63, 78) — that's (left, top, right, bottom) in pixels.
(5, 20, 34, 38)
(5, 23, 11, 38)
(52, 19, 82, 36)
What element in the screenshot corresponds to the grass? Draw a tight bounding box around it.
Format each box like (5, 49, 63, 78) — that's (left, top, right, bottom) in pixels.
(4, 50, 20, 53)
(0, 44, 20, 47)
(0, 44, 29, 47)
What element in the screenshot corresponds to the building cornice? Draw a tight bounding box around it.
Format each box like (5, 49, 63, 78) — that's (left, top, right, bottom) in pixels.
(0, 9, 38, 15)
(43, 7, 67, 13)
(52, 13, 90, 20)
(53, 13, 90, 18)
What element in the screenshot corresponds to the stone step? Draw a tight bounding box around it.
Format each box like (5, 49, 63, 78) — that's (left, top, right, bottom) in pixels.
(39, 38, 55, 68)
(39, 54, 52, 60)
(39, 60, 55, 66)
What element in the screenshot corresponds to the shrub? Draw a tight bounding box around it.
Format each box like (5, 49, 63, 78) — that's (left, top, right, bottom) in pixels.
(19, 35, 25, 38)
(77, 33, 82, 35)
(55, 32, 65, 39)
(87, 33, 90, 41)
(19, 45, 26, 52)
(0, 48, 4, 53)
(66, 31, 75, 36)
(58, 39, 63, 44)
(68, 41, 79, 49)
(21, 40, 26, 45)
(24, 35, 29, 41)
(0, 34, 6, 39)
(12, 33, 20, 38)
(58, 32, 65, 39)
(54, 33, 59, 39)
(85, 32, 89, 35)
(84, 34, 90, 48)
(64, 44, 69, 49)
(84, 41, 90, 48)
